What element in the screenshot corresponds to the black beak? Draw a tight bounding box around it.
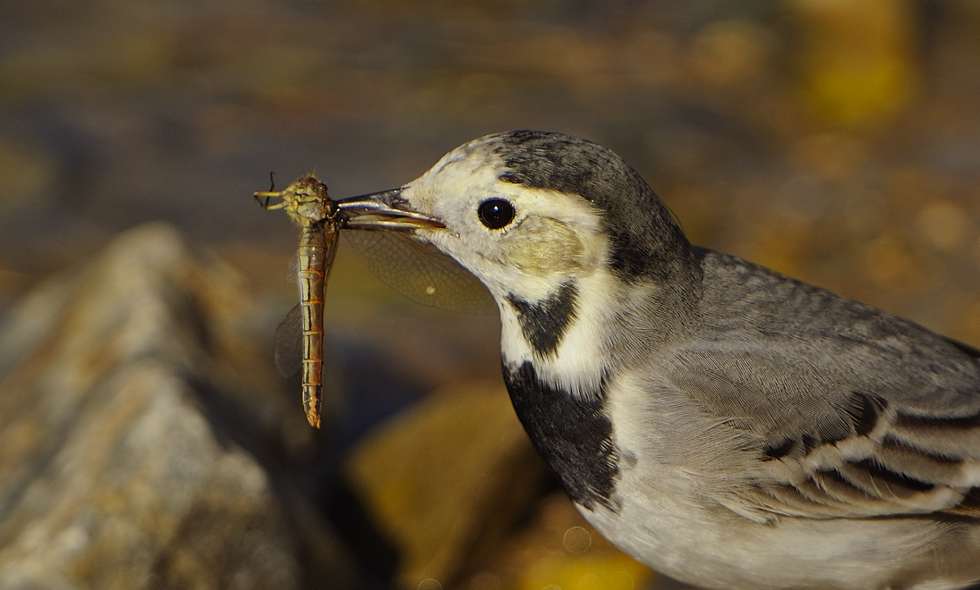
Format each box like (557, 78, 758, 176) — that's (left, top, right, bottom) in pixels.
(335, 188, 444, 231)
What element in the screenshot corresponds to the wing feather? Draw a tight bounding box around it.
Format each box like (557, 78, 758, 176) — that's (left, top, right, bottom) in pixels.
(636, 252, 980, 522)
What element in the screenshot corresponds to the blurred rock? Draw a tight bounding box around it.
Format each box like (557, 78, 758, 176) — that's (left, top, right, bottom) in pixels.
(0, 223, 351, 590)
(917, 200, 971, 251)
(787, 0, 921, 126)
(0, 139, 58, 217)
(685, 20, 772, 88)
(344, 381, 549, 590)
(455, 493, 654, 590)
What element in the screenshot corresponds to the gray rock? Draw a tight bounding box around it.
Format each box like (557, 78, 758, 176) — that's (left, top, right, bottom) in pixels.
(0, 223, 351, 590)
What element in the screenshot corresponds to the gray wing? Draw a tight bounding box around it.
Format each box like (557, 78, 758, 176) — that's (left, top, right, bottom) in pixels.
(273, 302, 303, 378)
(668, 252, 980, 521)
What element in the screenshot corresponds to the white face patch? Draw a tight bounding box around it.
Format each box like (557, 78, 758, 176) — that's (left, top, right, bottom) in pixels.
(395, 138, 620, 399)
(403, 142, 608, 302)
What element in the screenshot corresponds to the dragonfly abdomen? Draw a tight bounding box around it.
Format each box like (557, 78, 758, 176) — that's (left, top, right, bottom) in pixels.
(297, 222, 334, 428)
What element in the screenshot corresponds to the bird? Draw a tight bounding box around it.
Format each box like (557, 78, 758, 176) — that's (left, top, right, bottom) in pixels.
(333, 130, 980, 590)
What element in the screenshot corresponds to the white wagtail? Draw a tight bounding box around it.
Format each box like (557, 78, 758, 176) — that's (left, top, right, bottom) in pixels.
(333, 130, 980, 590)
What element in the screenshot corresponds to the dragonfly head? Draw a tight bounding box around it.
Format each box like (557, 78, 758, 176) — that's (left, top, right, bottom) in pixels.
(255, 173, 335, 224)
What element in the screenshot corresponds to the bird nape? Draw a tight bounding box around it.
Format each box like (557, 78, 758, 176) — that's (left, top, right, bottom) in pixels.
(334, 130, 980, 590)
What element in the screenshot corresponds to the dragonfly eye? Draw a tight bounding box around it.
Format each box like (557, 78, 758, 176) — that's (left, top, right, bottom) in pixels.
(478, 198, 515, 230)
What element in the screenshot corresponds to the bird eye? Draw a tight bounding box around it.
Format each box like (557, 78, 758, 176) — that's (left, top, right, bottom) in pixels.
(477, 198, 515, 230)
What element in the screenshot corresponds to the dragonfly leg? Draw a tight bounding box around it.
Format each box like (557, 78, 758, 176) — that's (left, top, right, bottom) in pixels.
(254, 191, 288, 210)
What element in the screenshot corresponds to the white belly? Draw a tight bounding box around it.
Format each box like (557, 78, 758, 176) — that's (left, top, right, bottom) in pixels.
(577, 467, 979, 590)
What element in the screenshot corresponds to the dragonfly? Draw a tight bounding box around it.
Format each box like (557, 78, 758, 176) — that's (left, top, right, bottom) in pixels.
(255, 173, 491, 428)
(255, 174, 340, 428)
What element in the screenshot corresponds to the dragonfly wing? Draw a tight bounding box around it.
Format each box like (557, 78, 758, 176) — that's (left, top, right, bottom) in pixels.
(285, 252, 299, 288)
(344, 231, 495, 314)
(273, 302, 304, 377)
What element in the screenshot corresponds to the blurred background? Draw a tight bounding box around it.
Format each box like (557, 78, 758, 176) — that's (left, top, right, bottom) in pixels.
(0, 0, 978, 589)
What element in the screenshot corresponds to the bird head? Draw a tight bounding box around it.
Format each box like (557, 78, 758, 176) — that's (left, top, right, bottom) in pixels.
(340, 130, 696, 298)
(338, 130, 702, 395)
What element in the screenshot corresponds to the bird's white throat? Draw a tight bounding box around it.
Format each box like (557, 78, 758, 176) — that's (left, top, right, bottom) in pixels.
(499, 268, 623, 401)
